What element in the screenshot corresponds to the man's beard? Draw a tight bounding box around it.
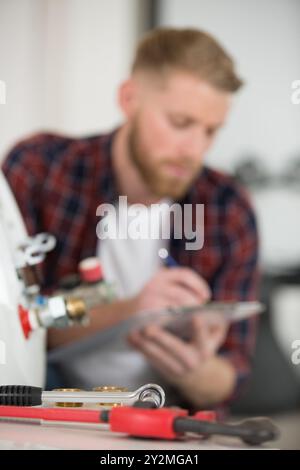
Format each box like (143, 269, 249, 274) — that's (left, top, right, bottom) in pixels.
(127, 122, 201, 200)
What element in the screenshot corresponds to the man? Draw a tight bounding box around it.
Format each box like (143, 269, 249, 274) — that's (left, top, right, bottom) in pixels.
(3, 28, 259, 409)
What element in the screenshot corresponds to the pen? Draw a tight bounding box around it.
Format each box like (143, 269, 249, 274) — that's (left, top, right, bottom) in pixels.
(164, 254, 179, 268)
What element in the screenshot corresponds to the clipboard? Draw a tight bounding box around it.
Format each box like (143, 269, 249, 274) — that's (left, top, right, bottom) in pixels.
(48, 300, 264, 362)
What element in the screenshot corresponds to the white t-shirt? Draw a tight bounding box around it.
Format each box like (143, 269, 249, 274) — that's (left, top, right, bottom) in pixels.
(58, 199, 175, 391)
(98, 199, 172, 298)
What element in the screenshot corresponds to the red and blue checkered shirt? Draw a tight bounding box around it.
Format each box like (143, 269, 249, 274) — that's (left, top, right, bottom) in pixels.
(2, 130, 260, 397)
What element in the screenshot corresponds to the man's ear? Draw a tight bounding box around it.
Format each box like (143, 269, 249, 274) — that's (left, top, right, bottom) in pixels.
(118, 78, 138, 119)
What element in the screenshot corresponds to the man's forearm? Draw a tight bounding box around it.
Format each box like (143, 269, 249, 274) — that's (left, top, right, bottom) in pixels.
(48, 298, 137, 349)
(176, 356, 237, 408)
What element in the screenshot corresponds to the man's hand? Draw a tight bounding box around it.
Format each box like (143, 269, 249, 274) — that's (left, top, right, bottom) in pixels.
(127, 312, 236, 407)
(128, 313, 228, 383)
(132, 266, 211, 312)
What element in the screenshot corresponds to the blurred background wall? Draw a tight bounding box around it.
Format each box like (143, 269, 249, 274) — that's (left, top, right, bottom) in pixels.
(0, 0, 300, 445)
(156, 0, 300, 173)
(0, 0, 149, 158)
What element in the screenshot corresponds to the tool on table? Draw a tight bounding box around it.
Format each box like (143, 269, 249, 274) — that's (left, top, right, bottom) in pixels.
(92, 386, 129, 407)
(101, 405, 279, 446)
(0, 401, 279, 446)
(0, 384, 165, 408)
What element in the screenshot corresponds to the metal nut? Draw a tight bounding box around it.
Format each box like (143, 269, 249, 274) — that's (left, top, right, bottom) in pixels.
(53, 388, 84, 407)
(92, 386, 128, 407)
